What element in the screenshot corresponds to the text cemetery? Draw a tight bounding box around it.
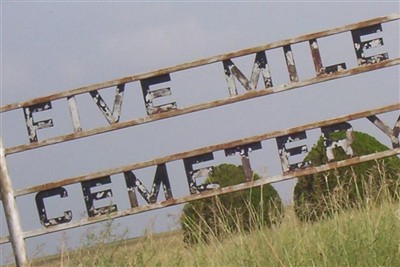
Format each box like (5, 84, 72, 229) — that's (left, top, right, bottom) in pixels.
(1, 14, 399, 266)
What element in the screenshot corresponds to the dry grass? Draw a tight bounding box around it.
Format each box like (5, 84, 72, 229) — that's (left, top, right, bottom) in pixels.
(16, 166, 400, 267)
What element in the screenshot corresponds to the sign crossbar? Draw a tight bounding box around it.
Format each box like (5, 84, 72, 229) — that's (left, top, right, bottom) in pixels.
(1, 14, 399, 266)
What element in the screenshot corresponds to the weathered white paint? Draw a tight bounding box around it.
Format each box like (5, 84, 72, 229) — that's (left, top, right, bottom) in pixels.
(0, 138, 28, 266)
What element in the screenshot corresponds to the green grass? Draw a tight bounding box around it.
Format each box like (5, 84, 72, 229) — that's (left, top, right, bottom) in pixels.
(27, 198, 399, 267)
(23, 165, 400, 267)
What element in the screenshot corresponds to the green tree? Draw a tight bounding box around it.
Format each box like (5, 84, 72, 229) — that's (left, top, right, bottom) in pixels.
(181, 164, 282, 244)
(294, 131, 400, 221)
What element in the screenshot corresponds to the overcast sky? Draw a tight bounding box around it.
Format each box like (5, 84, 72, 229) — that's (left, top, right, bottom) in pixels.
(1, 0, 399, 263)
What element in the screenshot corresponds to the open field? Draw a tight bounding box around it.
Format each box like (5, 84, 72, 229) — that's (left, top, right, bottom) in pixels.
(4, 162, 399, 267)
(23, 199, 399, 267)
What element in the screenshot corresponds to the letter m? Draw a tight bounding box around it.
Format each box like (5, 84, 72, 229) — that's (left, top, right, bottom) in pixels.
(123, 164, 173, 207)
(223, 51, 273, 96)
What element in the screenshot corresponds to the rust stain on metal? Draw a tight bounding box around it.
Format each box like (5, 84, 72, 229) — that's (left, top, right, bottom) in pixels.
(0, 15, 399, 266)
(1, 13, 398, 150)
(4, 59, 399, 155)
(0, 147, 397, 245)
(309, 39, 325, 76)
(1, 14, 398, 114)
(13, 104, 400, 197)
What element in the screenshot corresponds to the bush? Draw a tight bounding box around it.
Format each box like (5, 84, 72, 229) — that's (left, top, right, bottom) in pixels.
(181, 164, 283, 244)
(294, 131, 400, 221)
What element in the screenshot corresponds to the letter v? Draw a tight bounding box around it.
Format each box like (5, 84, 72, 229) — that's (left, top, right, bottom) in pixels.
(367, 114, 400, 148)
(89, 84, 125, 124)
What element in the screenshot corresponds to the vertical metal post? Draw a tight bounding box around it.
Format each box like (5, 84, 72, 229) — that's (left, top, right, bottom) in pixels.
(67, 95, 82, 133)
(283, 45, 299, 82)
(241, 155, 253, 182)
(0, 137, 28, 266)
(309, 39, 325, 76)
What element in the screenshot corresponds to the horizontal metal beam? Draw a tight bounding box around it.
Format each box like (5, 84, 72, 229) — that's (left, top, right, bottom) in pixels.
(1, 14, 398, 113)
(13, 103, 399, 197)
(1, 147, 398, 244)
(5, 58, 399, 155)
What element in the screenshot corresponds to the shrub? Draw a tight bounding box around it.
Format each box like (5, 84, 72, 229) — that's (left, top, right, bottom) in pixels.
(294, 131, 400, 221)
(181, 164, 283, 244)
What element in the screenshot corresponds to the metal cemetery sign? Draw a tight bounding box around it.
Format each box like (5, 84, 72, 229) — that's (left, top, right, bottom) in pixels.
(1, 14, 399, 266)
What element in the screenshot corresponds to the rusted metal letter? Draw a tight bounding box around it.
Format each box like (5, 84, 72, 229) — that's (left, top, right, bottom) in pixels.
(123, 163, 173, 206)
(321, 122, 354, 161)
(309, 39, 346, 75)
(81, 176, 117, 217)
(225, 142, 262, 181)
(367, 114, 400, 148)
(283, 45, 299, 82)
(351, 24, 388, 66)
(183, 152, 218, 194)
(35, 187, 72, 227)
(141, 74, 177, 115)
(223, 51, 273, 96)
(23, 102, 53, 143)
(89, 84, 125, 124)
(276, 131, 310, 172)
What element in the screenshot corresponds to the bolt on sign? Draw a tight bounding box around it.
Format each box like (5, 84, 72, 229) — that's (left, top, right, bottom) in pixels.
(1, 14, 399, 266)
